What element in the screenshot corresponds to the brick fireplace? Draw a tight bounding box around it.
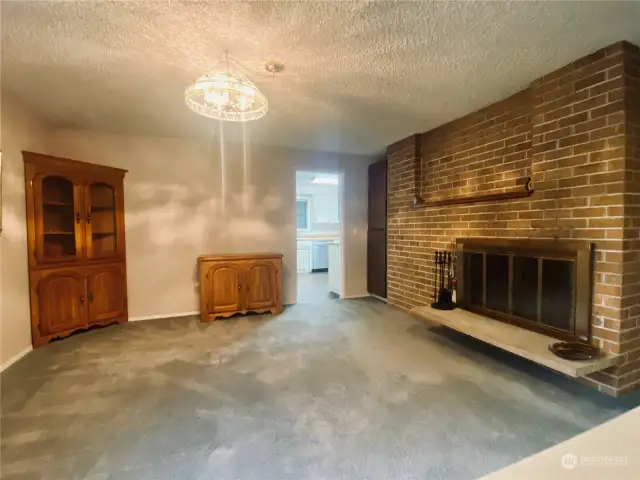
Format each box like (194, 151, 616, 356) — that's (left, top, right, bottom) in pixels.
(386, 41, 640, 396)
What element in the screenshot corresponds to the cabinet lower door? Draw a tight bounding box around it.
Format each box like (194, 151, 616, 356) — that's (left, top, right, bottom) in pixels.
(88, 264, 127, 323)
(204, 262, 244, 314)
(35, 269, 88, 336)
(244, 261, 278, 310)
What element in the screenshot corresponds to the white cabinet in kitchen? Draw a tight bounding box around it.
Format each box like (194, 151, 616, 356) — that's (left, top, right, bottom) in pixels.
(311, 240, 332, 272)
(328, 241, 341, 295)
(296, 240, 312, 273)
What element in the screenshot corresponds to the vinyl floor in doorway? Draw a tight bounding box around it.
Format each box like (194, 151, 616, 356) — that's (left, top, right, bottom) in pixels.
(296, 272, 335, 303)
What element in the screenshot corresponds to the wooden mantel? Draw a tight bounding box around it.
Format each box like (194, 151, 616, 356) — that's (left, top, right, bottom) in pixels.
(414, 183, 534, 208)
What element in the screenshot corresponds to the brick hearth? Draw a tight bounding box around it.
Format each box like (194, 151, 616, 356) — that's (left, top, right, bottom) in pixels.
(386, 41, 640, 396)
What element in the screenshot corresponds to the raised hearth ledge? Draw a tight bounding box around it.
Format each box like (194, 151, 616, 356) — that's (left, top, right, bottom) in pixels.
(413, 187, 533, 208)
(410, 306, 619, 378)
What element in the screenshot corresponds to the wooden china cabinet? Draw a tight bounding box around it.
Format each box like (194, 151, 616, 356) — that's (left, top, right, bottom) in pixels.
(23, 152, 128, 347)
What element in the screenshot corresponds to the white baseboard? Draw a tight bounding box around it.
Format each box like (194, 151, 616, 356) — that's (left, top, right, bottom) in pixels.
(369, 294, 388, 303)
(342, 293, 371, 300)
(129, 311, 199, 322)
(1, 346, 33, 372)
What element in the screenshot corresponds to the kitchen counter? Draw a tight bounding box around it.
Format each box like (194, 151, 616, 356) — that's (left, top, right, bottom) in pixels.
(297, 233, 340, 240)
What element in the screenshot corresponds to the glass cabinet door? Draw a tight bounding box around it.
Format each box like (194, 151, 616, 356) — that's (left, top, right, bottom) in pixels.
(86, 182, 119, 259)
(35, 175, 84, 263)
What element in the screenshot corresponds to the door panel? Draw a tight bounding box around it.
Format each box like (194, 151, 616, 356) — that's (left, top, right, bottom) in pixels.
(34, 173, 85, 264)
(368, 229, 387, 298)
(85, 181, 120, 259)
(89, 264, 127, 323)
(368, 160, 387, 230)
(245, 262, 277, 310)
(205, 263, 244, 313)
(368, 159, 387, 298)
(36, 271, 88, 335)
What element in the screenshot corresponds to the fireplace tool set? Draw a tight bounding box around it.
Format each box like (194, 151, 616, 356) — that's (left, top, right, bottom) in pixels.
(431, 251, 456, 310)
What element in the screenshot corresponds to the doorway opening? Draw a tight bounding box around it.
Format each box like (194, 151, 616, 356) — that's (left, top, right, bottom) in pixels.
(295, 171, 343, 304)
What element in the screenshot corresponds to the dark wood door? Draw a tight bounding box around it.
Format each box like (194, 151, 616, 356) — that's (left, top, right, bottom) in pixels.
(88, 263, 127, 323)
(368, 159, 387, 298)
(244, 261, 277, 310)
(205, 263, 244, 314)
(35, 270, 88, 336)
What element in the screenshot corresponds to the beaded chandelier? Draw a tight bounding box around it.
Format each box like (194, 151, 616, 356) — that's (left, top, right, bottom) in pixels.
(184, 56, 270, 122)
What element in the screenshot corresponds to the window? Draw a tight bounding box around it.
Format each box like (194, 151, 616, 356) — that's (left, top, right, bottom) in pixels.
(296, 199, 309, 230)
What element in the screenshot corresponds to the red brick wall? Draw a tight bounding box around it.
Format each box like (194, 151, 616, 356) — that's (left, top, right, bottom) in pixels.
(422, 90, 532, 203)
(387, 41, 639, 396)
(618, 43, 640, 393)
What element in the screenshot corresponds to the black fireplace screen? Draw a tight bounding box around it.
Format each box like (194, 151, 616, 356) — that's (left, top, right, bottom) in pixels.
(456, 239, 592, 342)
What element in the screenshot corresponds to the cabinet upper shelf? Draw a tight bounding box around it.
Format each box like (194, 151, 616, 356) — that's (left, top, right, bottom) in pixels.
(23, 151, 127, 266)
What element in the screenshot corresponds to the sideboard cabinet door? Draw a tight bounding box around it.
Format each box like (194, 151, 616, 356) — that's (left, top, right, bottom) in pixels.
(244, 261, 278, 310)
(202, 262, 244, 316)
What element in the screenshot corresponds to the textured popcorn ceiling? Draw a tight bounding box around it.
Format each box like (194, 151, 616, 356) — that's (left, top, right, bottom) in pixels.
(2, 1, 640, 155)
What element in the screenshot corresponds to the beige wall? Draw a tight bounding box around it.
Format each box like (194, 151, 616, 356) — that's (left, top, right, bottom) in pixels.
(1, 95, 51, 367)
(0, 95, 374, 368)
(46, 130, 375, 319)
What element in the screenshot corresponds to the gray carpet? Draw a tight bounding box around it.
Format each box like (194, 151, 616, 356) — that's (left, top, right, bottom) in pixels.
(1, 298, 638, 480)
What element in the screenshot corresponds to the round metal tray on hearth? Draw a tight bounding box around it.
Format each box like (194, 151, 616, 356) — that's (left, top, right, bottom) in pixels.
(548, 341, 601, 361)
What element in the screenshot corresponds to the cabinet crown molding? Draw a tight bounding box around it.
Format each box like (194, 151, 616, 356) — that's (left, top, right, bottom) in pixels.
(23, 151, 128, 176)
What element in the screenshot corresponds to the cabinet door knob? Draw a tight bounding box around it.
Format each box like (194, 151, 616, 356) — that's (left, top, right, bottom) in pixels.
(87, 213, 91, 224)
(238, 284, 241, 291)
(76, 212, 81, 224)
(80, 295, 85, 304)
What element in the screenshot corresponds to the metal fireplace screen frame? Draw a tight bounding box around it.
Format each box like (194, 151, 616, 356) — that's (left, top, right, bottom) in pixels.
(455, 238, 593, 343)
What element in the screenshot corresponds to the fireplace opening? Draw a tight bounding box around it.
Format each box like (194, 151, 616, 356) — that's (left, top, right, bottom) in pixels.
(464, 252, 483, 306)
(486, 254, 509, 312)
(456, 239, 592, 342)
(541, 259, 575, 331)
(513, 256, 538, 321)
